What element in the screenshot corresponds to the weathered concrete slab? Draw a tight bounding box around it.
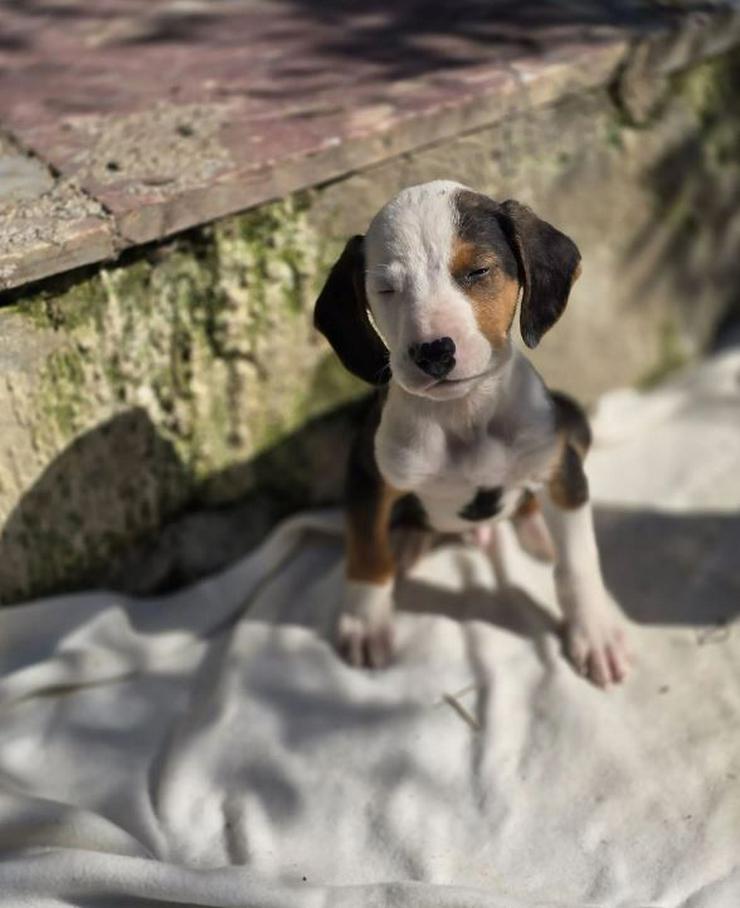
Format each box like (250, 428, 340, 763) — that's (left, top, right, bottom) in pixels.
(0, 138, 53, 204)
(0, 0, 738, 289)
(0, 135, 116, 290)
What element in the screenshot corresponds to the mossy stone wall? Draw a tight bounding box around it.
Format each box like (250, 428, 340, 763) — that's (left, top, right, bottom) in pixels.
(0, 200, 363, 602)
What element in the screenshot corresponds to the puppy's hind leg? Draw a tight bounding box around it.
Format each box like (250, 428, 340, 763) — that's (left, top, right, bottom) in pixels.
(390, 525, 435, 576)
(469, 523, 510, 589)
(511, 491, 555, 563)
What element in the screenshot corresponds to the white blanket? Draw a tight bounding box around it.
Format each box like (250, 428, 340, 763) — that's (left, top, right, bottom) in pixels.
(1, 352, 739, 908)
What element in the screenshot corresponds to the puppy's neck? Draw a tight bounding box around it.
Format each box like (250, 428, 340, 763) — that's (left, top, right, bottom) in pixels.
(390, 344, 520, 434)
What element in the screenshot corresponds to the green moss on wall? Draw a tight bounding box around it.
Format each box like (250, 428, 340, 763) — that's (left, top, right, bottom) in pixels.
(0, 195, 359, 603)
(654, 51, 740, 241)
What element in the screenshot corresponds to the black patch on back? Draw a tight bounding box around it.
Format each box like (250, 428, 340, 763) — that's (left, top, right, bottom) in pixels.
(549, 389, 592, 455)
(545, 390, 591, 509)
(453, 190, 519, 281)
(556, 444, 590, 509)
(458, 486, 503, 522)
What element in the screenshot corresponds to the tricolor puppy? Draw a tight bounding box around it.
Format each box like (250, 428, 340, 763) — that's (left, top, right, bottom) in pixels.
(314, 180, 629, 687)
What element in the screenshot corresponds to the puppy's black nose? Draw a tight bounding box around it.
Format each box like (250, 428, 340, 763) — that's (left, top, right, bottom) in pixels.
(408, 336, 456, 379)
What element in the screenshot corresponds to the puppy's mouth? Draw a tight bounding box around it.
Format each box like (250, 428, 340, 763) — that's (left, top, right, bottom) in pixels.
(410, 364, 496, 398)
(395, 353, 499, 398)
(436, 367, 494, 386)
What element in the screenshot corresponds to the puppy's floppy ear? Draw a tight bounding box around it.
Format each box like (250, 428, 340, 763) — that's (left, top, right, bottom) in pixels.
(314, 235, 390, 385)
(496, 200, 581, 349)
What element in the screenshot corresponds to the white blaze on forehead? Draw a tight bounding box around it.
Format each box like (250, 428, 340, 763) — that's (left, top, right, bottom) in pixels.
(362, 179, 498, 396)
(364, 180, 468, 285)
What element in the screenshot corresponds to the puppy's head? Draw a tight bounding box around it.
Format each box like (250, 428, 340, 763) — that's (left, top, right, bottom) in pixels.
(314, 180, 581, 399)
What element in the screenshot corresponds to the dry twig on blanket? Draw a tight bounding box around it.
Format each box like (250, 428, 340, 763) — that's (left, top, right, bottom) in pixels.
(441, 691, 481, 731)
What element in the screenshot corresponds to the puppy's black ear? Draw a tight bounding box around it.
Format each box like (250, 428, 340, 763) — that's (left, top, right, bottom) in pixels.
(314, 235, 390, 385)
(496, 200, 581, 349)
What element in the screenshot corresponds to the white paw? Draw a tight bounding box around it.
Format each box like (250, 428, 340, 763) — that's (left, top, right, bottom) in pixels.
(337, 612, 395, 668)
(337, 580, 395, 669)
(565, 608, 631, 687)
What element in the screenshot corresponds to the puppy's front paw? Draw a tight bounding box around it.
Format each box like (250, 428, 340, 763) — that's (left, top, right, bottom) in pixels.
(565, 608, 631, 687)
(337, 580, 395, 669)
(337, 612, 395, 668)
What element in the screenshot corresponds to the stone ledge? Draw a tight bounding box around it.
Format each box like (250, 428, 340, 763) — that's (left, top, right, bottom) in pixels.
(0, 133, 117, 291)
(1, 0, 739, 293)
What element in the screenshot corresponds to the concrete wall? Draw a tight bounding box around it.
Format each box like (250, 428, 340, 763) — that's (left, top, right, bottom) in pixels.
(0, 51, 738, 604)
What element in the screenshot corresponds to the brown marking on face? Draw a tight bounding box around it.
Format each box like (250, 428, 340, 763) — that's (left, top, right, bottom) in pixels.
(449, 237, 520, 347)
(346, 479, 401, 583)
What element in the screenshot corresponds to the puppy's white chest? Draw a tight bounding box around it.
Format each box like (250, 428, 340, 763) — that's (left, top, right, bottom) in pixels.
(406, 428, 509, 504)
(374, 359, 558, 533)
(377, 412, 556, 533)
(414, 431, 523, 531)
(440, 428, 511, 485)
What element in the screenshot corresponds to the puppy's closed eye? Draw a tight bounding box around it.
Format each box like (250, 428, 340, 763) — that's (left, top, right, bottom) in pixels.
(458, 264, 496, 287)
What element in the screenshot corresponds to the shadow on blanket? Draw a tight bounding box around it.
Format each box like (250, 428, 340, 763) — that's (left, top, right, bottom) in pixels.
(596, 506, 740, 627)
(246, 504, 740, 639)
(1, 402, 737, 646)
(389, 505, 740, 633)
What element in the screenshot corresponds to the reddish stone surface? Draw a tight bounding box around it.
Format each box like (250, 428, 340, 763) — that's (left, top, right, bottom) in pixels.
(0, 0, 736, 287)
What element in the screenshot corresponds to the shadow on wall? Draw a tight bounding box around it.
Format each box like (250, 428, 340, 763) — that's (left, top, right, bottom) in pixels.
(623, 52, 740, 376)
(0, 396, 373, 605)
(0, 408, 188, 605)
(0, 0, 679, 83)
(231, 0, 665, 101)
(0, 1, 670, 42)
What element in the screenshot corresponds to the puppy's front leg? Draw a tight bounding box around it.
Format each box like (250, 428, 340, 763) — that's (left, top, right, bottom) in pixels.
(339, 435, 400, 669)
(537, 441, 630, 686)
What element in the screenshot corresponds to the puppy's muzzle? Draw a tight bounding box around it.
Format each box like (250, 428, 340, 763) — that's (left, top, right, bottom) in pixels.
(408, 336, 456, 380)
